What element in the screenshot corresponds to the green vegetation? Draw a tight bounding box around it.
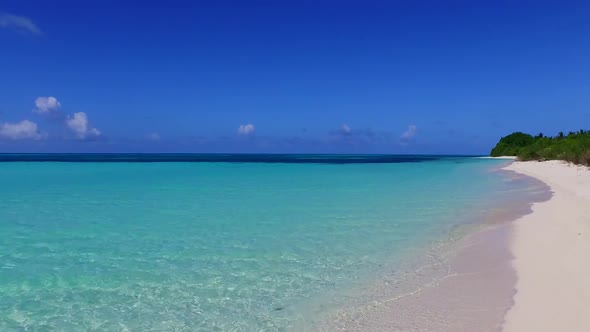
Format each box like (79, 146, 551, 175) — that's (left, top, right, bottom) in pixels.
(490, 130, 590, 165)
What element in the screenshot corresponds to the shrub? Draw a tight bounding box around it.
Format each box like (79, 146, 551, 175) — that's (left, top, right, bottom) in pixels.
(582, 149, 590, 166)
(490, 132, 535, 157)
(490, 130, 590, 165)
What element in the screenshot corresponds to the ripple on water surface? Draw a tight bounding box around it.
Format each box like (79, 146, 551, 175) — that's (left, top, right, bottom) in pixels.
(0, 158, 535, 330)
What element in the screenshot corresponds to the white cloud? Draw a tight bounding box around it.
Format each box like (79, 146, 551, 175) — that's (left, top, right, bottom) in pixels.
(340, 124, 352, 135)
(66, 112, 101, 139)
(237, 124, 255, 135)
(400, 125, 417, 143)
(0, 13, 42, 35)
(34, 96, 61, 114)
(146, 132, 160, 141)
(0, 120, 44, 140)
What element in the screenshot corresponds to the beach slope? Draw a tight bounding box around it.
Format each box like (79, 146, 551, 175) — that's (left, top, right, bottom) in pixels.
(503, 161, 590, 331)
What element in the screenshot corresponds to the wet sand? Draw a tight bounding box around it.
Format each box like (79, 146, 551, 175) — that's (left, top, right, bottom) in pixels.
(323, 224, 517, 331)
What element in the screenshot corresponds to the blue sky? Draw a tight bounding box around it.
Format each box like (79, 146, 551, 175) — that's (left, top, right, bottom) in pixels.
(1, 1, 589, 154)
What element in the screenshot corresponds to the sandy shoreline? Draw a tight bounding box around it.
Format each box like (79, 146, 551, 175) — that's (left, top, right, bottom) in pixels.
(317, 159, 589, 331)
(477, 156, 518, 160)
(320, 159, 590, 331)
(316, 161, 550, 331)
(502, 161, 590, 331)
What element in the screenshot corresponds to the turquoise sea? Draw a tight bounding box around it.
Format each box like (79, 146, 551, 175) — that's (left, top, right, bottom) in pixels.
(0, 155, 537, 331)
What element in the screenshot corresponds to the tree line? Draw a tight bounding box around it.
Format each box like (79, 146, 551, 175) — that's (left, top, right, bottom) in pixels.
(490, 130, 590, 165)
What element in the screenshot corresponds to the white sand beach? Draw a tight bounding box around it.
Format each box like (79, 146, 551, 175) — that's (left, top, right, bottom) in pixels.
(478, 156, 518, 160)
(503, 161, 590, 331)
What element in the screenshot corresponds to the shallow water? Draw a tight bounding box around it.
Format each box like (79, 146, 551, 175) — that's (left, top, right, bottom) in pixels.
(315, 168, 550, 331)
(0, 156, 536, 331)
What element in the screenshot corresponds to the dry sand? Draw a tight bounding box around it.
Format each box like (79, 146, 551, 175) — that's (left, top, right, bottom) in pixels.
(478, 156, 518, 160)
(503, 160, 590, 332)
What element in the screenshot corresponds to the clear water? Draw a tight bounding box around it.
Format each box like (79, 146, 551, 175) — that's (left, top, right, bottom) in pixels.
(0, 156, 527, 331)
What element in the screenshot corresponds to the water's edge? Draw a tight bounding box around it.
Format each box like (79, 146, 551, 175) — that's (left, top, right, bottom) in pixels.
(0, 157, 547, 331)
(312, 163, 552, 331)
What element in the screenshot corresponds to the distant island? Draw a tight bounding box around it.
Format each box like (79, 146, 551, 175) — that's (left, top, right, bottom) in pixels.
(491, 130, 590, 165)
